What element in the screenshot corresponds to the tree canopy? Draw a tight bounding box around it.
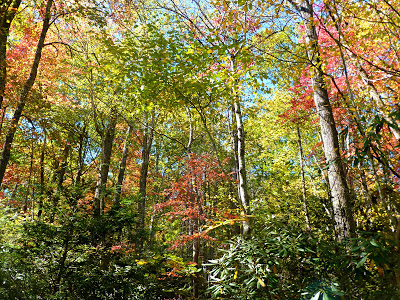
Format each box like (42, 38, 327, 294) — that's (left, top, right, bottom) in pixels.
(0, 0, 399, 299)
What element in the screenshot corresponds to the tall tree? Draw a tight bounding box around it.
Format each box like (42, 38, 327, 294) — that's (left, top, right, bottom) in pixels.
(291, 0, 354, 240)
(137, 111, 155, 254)
(0, 0, 53, 187)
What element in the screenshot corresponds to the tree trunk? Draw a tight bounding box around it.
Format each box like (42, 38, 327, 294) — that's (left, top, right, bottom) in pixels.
(93, 117, 117, 216)
(297, 126, 311, 229)
(192, 217, 200, 300)
(50, 137, 71, 222)
(0, 0, 53, 188)
(113, 125, 132, 209)
(38, 134, 46, 219)
(0, 0, 22, 109)
(74, 126, 87, 188)
(24, 142, 34, 213)
(230, 56, 250, 236)
(137, 112, 155, 254)
(295, 0, 354, 240)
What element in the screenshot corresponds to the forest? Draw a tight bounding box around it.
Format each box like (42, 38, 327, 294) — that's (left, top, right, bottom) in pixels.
(0, 0, 399, 299)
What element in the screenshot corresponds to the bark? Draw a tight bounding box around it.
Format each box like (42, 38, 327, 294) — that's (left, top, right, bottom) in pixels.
(0, 105, 7, 135)
(74, 127, 87, 189)
(230, 106, 239, 183)
(192, 217, 200, 300)
(53, 233, 70, 294)
(50, 138, 71, 222)
(230, 56, 251, 236)
(137, 112, 155, 254)
(297, 126, 311, 229)
(149, 143, 163, 250)
(233, 99, 251, 235)
(0, 0, 53, 188)
(57, 139, 71, 191)
(38, 134, 46, 219)
(294, 0, 354, 240)
(23, 142, 34, 213)
(0, 0, 21, 109)
(113, 125, 132, 209)
(186, 106, 194, 154)
(93, 116, 117, 216)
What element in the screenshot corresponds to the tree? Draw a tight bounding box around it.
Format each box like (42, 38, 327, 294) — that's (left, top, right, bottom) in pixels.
(290, 0, 354, 240)
(0, 0, 53, 187)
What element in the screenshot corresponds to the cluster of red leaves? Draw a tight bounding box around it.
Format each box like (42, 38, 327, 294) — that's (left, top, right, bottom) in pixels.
(110, 242, 135, 254)
(155, 154, 226, 249)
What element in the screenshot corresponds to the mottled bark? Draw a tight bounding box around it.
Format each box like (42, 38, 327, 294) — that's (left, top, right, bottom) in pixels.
(0, 0, 21, 109)
(230, 56, 250, 236)
(93, 117, 117, 216)
(294, 0, 354, 240)
(113, 125, 132, 208)
(0, 0, 53, 187)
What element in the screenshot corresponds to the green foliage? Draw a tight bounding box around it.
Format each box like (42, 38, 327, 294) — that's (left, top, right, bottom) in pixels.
(206, 217, 400, 299)
(0, 204, 190, 299)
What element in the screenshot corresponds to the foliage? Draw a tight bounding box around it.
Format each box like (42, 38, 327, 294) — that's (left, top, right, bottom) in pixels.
(0, 0, 399, 299)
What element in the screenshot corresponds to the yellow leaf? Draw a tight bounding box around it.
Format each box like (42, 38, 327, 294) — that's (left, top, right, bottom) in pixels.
(369, 259, 375, 270)
(257, 277, 266, 287)
(136, 259, 147, 265)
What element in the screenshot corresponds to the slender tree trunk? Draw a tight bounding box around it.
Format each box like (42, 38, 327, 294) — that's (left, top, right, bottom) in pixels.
(94, 117, 117, 216)
(113, 125, 132, 209)
(0, 0, 53, 188)
(230, 56, 250, 236)
(53, 232, 70, 294)
(24, 142, 34, 213)
(192, 216, 200, 300)
(74, 127, 86, 188)
(294, 0, 354, 240)
(149, 143, 163, 250)
(230, 106, 239, 183)
(137, 112, 155, 254)
(297, 126, 311, 229)
(50, 138, 71, 222)
(38, 134, 46, 219)
(0, 0, 22, 109)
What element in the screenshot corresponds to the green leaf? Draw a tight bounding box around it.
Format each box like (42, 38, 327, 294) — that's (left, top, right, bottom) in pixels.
(370, 240, 379, 247)
(311, 291, 321, 300)
(356, 254, 369, 268)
